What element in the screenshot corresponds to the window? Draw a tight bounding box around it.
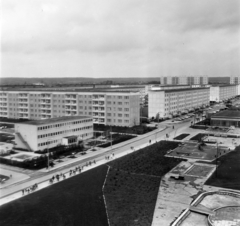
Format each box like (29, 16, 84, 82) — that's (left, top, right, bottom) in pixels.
(118, 108, 122, 111)
(118, 113, 122, 117)
(124, 108, 129, 111)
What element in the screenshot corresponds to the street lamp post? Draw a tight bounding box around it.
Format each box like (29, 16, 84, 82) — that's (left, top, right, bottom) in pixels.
(47, 138, 53, 171)
(110, 126, 112, 151)
(216, 141, 219, 178)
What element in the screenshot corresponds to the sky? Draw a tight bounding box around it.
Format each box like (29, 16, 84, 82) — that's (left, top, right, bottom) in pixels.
(1, 0, 240, 78)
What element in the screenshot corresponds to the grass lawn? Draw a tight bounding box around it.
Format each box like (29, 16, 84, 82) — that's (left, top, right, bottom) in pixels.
(0, 165, 109, 226)
(205, 146, 240, 190)
(104, 141, 183, 226)
(174, 133, 189, 140)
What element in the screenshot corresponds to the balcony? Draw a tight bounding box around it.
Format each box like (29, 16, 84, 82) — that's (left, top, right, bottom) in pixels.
(40, 94, 51, 99)
(0, 98, 8, 102)
(18, 109, 28, 113)
(18, 94, 28, 98)
(93, 113, 105, 118)
(18, 99, 28, 103)
(41, 115, 51, 119)
(65, 101, 77, 105)
(92, 95, 105, 101)
(65, 95, 77, 99)
(0, 113, 8, 117)
(92, 101, 105, 106)
(18, 105, 28, 108)
(93, 119, 105, 124)
(40, 110, 51, 114)
(0, 108, 8, 112)
(18, 113, 29, 118)
(93, 107, 105, 112)
(40, 105, 51, 109)
(40, 100, 51, 104)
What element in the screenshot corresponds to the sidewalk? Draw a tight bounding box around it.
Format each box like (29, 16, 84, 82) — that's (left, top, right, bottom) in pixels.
(0, 126, 168, 205)
(0, 138, 151, 206)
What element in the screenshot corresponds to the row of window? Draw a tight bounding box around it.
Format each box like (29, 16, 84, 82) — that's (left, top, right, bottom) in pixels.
(107, 113, 129, 117)
(107, 96, 129, 99)
(38, 126, 92, 138)
(37, 120, 92, 130)
(107, 119, 129, 123)
(106, 107, 129, 111)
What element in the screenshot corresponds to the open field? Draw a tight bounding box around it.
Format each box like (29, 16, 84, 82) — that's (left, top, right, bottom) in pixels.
(205, 145, 240, 190)
(104, 141, 183, 226)
(0, 165, 108, 226)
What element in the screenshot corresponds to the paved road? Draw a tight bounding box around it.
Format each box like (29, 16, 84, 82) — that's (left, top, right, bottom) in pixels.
(0, 119, 192, 205)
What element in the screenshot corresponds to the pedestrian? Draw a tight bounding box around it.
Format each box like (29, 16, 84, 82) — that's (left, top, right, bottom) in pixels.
(149, 140, 151, 144)
(22, 189, 24, 195)
(94, 160, 96, 164)
(173, 125, 174, 129)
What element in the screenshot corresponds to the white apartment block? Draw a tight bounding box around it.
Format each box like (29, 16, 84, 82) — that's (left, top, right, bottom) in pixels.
(230, 76, 240, 84)
(210, 85, 239, 102)
(15, 116, 93, 152)
(149, 87, 210, 119)
(160, 76, 208, 85)
(0, 90, 140, 127)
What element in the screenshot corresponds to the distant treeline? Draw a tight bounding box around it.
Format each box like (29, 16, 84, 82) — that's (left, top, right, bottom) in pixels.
(0, 77, 160, 86)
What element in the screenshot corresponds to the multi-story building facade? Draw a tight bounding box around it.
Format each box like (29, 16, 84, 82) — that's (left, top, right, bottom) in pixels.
(0, 90, 140, 127)
(210, 85, 239, 102)
(15, 116, 93, 151)
(160, 76, 208, 85)
(149, 87, 210, 119)
(230, 76, 240, 84)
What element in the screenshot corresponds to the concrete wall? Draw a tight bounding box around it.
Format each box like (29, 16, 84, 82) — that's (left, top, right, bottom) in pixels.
(148, 91, 165, 118)
(210, 87, 220, 102)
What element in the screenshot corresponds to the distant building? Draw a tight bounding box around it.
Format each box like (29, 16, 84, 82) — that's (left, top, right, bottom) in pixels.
(0, 89, 140, 127)
(15, 116, 93, 152)
(210, 110, 240, 128)
(230, 76, 240, 84)
(160, 76, 208, 85)
(210, 85, 239, 102)
(148, 87, 210, 119)
(209, 76, 240, 85)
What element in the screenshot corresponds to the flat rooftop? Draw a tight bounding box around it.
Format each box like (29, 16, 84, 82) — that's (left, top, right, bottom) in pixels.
(211, 110, 240, 119)
(16, 116, 92, 126)
(150, 87, 209, 93)
(0, 88, 140, 93)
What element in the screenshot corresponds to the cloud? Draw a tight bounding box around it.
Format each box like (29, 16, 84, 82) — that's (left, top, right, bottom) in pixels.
(171, 0, 240, 32)
(1, 0, 240, 78)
